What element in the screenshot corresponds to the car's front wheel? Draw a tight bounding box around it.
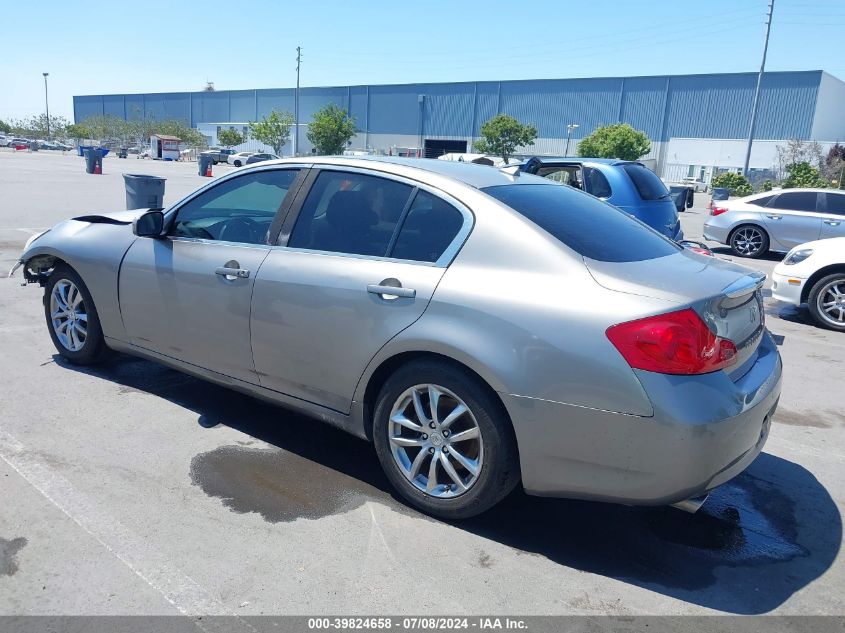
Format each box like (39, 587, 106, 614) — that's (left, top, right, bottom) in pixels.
(233, 160, 242, 167)
(808, 273, 845, 332)
(729, 224, 769, 258)
(44, 264, 110, 364)
(373, 360, 520, 519)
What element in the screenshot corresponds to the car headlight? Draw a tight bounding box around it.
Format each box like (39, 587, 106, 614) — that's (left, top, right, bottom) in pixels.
(784, 248, 813, 265)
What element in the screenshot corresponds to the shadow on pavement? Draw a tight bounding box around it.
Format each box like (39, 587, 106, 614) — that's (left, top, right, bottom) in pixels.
(710, 246, 784, 263)
(58, 353, 841, 614)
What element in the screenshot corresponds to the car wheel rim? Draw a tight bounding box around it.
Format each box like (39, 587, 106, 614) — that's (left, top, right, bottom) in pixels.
(817, 280, 845, 327)
(388, 384, 483, 499)
(733, 228, 763, 255)
(50, 280, 87, 352)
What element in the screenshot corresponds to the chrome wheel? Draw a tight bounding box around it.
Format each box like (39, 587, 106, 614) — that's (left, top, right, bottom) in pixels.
(732, 227, 764, 256)
(388, 384, 483, 499)
(816, 279, 845, 327)
(50, 279, 88, 352)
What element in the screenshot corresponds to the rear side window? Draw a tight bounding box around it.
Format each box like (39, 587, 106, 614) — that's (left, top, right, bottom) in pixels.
(621, 164, 669, 201)
(482, 184, 679, 262)
(584, 167, 612, 198)
(823, 192, 845, 215)
(769, 191, 819, 212)
(391, 191, 464, 263)
(748, 195, 775, 207)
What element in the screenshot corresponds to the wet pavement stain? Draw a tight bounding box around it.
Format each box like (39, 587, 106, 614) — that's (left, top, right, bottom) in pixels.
(190, 446, 391, 522)
(0, 537, 27, 576)
(773, 407, 834, 429)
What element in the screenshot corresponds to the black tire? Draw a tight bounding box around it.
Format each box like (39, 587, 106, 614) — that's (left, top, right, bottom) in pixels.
(373, 360, 520, 520)
(43, 264, 110, 365)
(807, 273, 845, 332)
(233, 160, 241, 167)
(729, 224, 769, 258)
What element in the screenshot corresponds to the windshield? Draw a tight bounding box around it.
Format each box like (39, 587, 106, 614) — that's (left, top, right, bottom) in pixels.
(482, 184, 680, 262)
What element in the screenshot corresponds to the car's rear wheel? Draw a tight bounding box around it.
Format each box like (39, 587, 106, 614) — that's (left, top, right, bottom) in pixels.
(233, 160, 242, 167)
(44, 264, 110, 365)
(729, 224, 769, 258)
(373, 360, 520, 520)
(808, 273, 845, 332)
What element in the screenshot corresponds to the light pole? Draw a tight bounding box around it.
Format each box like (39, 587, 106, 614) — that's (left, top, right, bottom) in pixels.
(743, 0, 775, 177)
(43, 72, 50, 139)
(565, 123, 579, 156)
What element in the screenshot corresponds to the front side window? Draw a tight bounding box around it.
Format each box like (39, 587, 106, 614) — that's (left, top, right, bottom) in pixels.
(769, 192, 819, 212)
(171, 169, 299, 244)
(621, 164, 669, 201)
(823, 192, 845, 216)
(537, 165, 583, 189)
(288, 171, 413, 257)
(584, 167, 612, 198)
(482, 184, 679, 263)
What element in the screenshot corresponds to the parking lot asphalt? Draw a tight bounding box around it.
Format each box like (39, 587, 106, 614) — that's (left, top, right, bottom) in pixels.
(0, 150, 843, 616)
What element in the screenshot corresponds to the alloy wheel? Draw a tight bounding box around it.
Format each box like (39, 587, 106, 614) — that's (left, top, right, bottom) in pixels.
(816, 279, 845, 327)
(50, 279, 88, 352)
(732, 227, 764, 256)
(388, 384, 483, 498)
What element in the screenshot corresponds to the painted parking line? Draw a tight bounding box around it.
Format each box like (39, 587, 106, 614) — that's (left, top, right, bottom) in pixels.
(0, 228, 49, 234)
(0, 426, 256, 629)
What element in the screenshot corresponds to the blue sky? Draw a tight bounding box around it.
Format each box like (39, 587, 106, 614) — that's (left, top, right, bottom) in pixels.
(2, 0, 843, 121)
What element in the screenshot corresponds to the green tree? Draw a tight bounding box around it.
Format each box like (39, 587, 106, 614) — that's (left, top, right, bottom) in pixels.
(577, 123, 651, 160)
(307, 104, 356, 155)
(8, 114, 70, 139)
(155, 119, 207, 149)
(782, 162, 829, 189)
(78, 115, 128, 141)
(248, 110, 294, 155)
(711, 172, 754, 197)
(473, 114, 537, 163)
(760, 180, 774, 192)
(65, 123, 91, 140)
(0, 119, 11, 134)
(217, 127, 245, 149)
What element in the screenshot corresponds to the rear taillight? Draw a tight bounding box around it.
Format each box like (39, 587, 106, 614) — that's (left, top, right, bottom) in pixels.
(606, 308, 737, 375)
(711, 206, 729, 216)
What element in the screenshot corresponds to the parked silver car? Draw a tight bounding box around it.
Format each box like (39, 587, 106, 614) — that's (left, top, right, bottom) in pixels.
(12, 157, 782, 519)
(704, 188, 845, 258)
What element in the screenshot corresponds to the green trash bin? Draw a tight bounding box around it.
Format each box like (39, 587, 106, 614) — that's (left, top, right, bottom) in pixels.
(123, 174, 166, 210)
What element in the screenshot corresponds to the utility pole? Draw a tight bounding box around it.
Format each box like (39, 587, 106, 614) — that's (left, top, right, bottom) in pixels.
(294, 46, 301, 156)
(43, 72, 50, 139)
(743, 0, 775, 177)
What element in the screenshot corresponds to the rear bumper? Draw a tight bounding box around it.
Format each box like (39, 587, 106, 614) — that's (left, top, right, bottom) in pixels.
(703, 221, 730, 244)
(771, 270, 805, 306)
(505, 330, 782, 505)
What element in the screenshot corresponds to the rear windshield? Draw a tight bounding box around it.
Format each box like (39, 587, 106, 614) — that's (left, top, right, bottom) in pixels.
(621, 164, 669, 201)
(712, 188, 730, 200)
(482, 184, 680, 262)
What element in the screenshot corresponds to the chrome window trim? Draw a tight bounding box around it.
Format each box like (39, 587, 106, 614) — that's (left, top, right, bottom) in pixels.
(278, 165, 475, 268)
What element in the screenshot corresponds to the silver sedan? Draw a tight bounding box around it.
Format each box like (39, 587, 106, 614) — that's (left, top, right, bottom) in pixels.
(704, 188, 845, 258)
(13, 157, 782, 519)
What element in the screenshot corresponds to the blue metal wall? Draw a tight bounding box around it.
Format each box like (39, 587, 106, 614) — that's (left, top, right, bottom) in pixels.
(73, 70, 826, 141)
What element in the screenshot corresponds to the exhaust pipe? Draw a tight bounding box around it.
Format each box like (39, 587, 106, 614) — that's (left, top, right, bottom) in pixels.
(670, 495, 709, 514)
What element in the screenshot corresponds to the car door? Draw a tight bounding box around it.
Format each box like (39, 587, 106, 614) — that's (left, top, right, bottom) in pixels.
(819, 191, 845, 239)
(760, 191, 823, 250)
(119, 167, 304, 383)
(250, 167, 472, 413)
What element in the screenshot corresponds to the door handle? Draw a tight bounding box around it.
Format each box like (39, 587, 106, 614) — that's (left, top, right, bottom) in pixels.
(367, 284, 416, 299)
(823, 219, 841, 226)
(215, 267, 250, 279)
(766, 214, 782, 220)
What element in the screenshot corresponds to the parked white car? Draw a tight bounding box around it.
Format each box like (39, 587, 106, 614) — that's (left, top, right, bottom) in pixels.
(227, 152, 256, 167)
(772, 236, 845, 331)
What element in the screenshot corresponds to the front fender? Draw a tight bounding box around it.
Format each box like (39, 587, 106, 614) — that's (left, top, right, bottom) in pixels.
(13, 217, 140, 342)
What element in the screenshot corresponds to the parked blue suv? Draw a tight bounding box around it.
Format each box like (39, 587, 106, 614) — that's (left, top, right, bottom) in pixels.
(520, 157, 683, 240)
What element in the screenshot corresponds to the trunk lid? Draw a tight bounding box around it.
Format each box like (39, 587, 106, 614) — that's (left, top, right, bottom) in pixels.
(586, 250, 766, 377)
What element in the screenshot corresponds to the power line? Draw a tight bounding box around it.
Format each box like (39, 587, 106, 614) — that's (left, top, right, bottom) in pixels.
(743, 0, 775, 177)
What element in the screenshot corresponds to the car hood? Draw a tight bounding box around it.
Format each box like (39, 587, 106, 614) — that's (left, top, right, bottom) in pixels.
(71, 209, 154, 225)
(584, 249, 761, 303)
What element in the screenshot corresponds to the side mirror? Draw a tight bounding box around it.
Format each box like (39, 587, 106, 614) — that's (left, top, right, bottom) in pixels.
(133, 210, 164, 238)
